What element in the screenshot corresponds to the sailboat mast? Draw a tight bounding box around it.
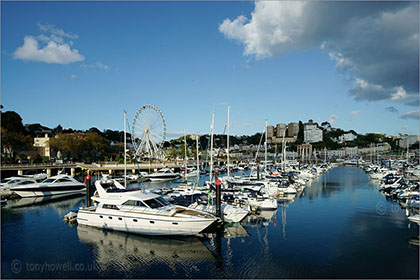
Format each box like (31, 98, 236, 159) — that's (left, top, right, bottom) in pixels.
(210, 112, 215, 183)
(227, 106, 230, 178)
(196, 134, 200, 184)
(265, 120, 268, 173)
(184, 129, 187, 170)
(124, 111, 127, 188)
(282, 129, 286, 172)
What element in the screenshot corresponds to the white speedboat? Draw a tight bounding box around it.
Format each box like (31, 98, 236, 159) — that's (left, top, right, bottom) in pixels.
(188, 202, 250, 223)
(1, 177, 37, 196)
(181, 167, 199, 179)
(10, 174, 86, 198)
(247, 196, 278, 211)
(77, 181, 217, 236)
(145, 168, 181, 182)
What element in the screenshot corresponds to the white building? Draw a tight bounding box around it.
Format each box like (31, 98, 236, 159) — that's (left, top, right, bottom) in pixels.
(34, 133, 51, 158)
(398, 135, 419, 148)
(338, 132, 357, 143)
(304, 120, 323, 143)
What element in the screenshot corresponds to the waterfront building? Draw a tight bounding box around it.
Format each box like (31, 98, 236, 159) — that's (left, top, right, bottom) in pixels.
(276, 123, 287, 137)
(267, 125, 275, 139)
(287, 122, 299, 137)
(397, 135, 419, 148)
(304, 120, 323, 143)
(271, 137, 296, 144)
(34, 133, 51, 158)
(338, 132, 357, 143)
(297, 144, 312, 160)
(358, 143, 391, 154)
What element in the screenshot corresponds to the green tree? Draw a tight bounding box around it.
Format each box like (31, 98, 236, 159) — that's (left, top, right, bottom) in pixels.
(1, 128, 33, 162)
(1, 111, 26, 133)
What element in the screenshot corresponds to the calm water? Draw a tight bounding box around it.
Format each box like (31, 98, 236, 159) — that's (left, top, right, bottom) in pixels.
(1, 166, 419, 278)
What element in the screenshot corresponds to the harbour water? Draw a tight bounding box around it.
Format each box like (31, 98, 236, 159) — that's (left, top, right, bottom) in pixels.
(1, 166, 419, 278)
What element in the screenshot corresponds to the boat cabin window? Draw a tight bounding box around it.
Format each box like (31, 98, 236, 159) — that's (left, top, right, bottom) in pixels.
(42, 178, 56, 183)
(1, 179, 11, 183)
(102, 204, 119, 210)
(122, 200, 147, 207)
(156, 196, 170, 206)
(143, 197, 170, 209)
(7, 179, 21, 184)
(17, 181, 34, 185)
(56, 178, 72, 183)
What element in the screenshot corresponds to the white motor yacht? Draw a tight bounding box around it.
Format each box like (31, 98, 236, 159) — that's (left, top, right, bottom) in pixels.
(77, 181, 217, 236)
(181, 167, 199, 179)
(1, 177, 37, 196)
(10, 174, 86, 198)
(145, 168, 181, 182)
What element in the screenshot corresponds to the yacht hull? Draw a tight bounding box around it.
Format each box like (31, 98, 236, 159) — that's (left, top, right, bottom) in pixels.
(77, 209, 216, 236)
(13, 186, 86, 198)
(147, 175, 180, 182)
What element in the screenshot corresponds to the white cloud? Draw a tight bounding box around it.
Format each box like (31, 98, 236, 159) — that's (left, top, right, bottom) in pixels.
(350, 110, 360, 119)
(13, 23, 84, 64)
(81, 61, 111, 71)
(391, 87, 409, 101)
(13, 36, 84, 64)
(70, 74, 77, 80)
(328, 114, 338, 125)
(96, 62, 109, 70)
(219, 2, 305, 59)
(38, 23, 79, 39)
(400, 110, 419, 120)
(349, 78, 388, 101)
(219, 2, 419, 105)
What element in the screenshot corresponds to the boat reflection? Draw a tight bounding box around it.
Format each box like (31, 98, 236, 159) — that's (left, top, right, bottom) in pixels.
(223, 223, 249, 238)
(3, 193, 84, 210)
(77, 225, 214, 272)
(277, 193, 296, 202)
(242, 209, 277, 228)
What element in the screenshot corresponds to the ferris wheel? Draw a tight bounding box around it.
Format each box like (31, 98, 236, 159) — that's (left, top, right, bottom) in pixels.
(131, 105, 166, 160)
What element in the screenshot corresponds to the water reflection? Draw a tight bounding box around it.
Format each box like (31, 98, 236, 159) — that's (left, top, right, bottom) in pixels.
(77, 225, 214, 275)
(243, 209, 277, 229)
(303, 166, 372, 200)
(3, 194, 84, 210)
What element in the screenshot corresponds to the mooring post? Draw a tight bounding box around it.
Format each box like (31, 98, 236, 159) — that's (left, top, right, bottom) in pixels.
(86, 171, 91, 207)
(257, 164, 260, 180)
(215, 169, 222, 219)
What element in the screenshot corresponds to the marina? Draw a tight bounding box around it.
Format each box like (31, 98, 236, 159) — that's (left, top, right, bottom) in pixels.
(2, 1, 419, 279)
(1, 166, 419, 278)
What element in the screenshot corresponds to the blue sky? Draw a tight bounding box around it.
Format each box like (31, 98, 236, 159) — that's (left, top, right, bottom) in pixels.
(2, 1, 419, 138)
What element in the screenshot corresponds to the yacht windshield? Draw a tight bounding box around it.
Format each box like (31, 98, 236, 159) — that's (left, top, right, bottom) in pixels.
(42, 178, 56, 183)
(143, 198, 169, 209)
(156, 196, 170, 206)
